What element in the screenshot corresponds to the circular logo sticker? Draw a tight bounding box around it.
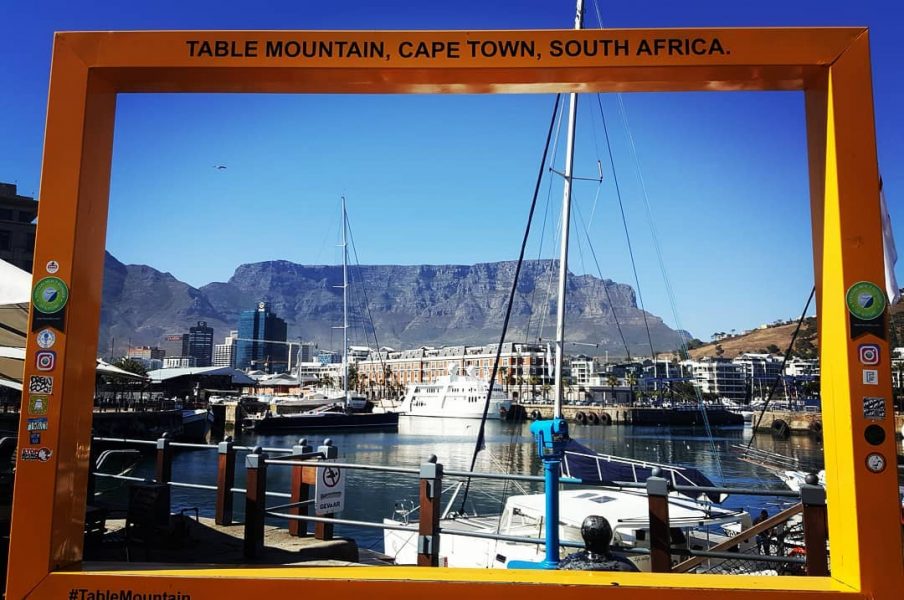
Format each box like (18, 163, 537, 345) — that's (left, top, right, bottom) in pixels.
(32, 277, 69, 314)
(36, 329, 56, 349)
(45, 260, 60, 274)
(846, 281, 886, 320)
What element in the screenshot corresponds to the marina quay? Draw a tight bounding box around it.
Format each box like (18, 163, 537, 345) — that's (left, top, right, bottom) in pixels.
(2, 2, 903, 600)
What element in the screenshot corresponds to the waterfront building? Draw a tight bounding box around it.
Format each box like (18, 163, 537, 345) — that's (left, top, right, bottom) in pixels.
(356, 342, 556, 400)
(317, 350, 341, 365)
(213, 330, 238, 368)
(785, 357, 820, 378)
(163, 356, 197, 369)
(680, 357, 747, 401)
(733, 353, 783, 388)
(162, 333, 189, 358)
(235, 301, 288, 372)
(347, 345, 371, 362)
(570, 355, 595, 386)
(640, 359, 683, 393)
(127, 345, 165, 361)
(187, 321, 214, 367)
(298, 342, 316, 363)
(0, 183, 38, 272)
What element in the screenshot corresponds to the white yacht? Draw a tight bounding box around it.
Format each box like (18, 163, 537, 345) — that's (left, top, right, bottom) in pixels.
(397, 364, 512, 420)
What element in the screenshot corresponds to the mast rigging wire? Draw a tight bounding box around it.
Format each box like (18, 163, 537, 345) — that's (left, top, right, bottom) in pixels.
(746, 286, 817, 450)
(457, 93, 563, 515)
(594, 93, 654, 363)
(572, 198, 632, 358)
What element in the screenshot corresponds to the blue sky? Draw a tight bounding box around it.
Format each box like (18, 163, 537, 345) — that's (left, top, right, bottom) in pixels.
(2, 0, 902, 343)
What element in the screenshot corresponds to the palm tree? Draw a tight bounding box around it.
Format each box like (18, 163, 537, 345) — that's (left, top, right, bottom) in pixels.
(626, 373, 638, 405)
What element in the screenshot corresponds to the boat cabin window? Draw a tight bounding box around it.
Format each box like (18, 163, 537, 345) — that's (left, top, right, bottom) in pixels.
(574, 491, 617, 504)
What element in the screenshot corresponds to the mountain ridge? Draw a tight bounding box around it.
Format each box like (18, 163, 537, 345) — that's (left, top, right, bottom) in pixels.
(99, 253, 687, 355)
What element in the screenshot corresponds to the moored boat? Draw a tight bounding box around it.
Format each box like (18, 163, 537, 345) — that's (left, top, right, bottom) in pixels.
(397, 364, 511, 420)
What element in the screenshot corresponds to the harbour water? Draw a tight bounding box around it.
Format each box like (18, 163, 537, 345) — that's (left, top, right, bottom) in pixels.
(111, 419, 825, 555)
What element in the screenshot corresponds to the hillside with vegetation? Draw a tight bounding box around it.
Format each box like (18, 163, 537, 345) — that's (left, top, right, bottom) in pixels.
(689, 296, 904, 359)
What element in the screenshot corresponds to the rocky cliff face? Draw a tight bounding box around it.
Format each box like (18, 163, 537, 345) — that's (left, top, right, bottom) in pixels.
(100, 253, 685, 355)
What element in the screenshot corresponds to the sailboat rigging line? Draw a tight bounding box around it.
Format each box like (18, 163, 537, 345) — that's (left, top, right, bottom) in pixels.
(746, 286, 817, 450)
(524, 100, 567, 343)
(594, 91, 657, 362)
(346, 217, 388, 383)
(611, 93, 724, 481)
(457, 93, 563, 516)
(572, 200, 632, 358)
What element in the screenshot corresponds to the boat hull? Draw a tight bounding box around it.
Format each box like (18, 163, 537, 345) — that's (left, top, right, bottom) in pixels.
(247, 411, 399, 433)
(179, 409, 213, 442)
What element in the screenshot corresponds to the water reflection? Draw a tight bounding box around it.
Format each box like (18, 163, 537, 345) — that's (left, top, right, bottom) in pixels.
(119, 419, 827, 555)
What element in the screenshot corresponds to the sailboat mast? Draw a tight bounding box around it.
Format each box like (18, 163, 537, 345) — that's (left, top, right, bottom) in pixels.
(553, 0, 584, 419)
(342, 196, 349, 403)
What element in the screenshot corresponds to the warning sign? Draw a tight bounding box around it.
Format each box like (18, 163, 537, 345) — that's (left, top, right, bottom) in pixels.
(314, 463, 345, 515)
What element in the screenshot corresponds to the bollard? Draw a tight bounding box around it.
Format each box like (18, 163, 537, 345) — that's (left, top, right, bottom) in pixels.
(244, 447, 269, 559)
(215, 436, 236, 525)
(314, 439, 338, 541)
(154, 433, 172, 484)
(800, 474, 829, 576)
(154, 433, 173, 516)
(646, 470, 671, 573)
(289, 438, 313, 537)
(418, 455, 443, 567)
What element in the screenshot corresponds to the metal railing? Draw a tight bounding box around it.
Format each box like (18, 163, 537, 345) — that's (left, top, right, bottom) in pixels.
(89, 435, 828, 573)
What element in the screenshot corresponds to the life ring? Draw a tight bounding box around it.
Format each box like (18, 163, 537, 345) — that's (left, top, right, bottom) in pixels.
(771, 419, 791, 439)
(589, 412, 601, 425)
(809, 421, 823, 436)
(530, 409, 542, 420)
(575, 411, 588, 425)
(600, 413, 612, 426)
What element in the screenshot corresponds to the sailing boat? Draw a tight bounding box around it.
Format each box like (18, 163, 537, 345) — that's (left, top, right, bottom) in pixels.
(246, 198, 399, 433)
(384, 0, 749, 568)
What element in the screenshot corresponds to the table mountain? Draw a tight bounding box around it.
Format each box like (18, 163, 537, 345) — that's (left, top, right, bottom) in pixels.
(100, 253, 686, 356)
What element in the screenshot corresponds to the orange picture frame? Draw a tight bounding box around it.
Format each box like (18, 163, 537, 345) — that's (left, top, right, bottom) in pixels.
(6, 27, 903, 600)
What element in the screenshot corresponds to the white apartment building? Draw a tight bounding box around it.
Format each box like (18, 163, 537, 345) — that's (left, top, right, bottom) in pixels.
(785, 357, 820, 378)
(570, 355, 595, 386)
(213, 330, 238, 368)
(162, 356, 198, 369)
(680, 357, 747, 401)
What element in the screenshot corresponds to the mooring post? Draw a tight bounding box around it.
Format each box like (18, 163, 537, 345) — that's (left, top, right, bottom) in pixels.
(154, 432, 172, 484)
(215, 436, 236, 525)
(243, 447, 268, 559)
(418, 455, 443, 567)
(289, 438, 313, 537)
(646, 469, 671, 573)
(314, 439, 338, 541)
(800, 474, 829, 576)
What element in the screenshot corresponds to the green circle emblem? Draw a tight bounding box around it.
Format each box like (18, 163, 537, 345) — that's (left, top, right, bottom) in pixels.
(846, 281, 886, 320)
(32, 277, 69, 314)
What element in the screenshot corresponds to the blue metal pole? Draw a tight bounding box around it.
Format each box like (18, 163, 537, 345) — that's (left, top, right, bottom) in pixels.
(508, 417, 568, 570)
(543, 456, 561, 567)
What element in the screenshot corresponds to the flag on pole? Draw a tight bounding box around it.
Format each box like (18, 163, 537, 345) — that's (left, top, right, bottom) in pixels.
(880, 178, 901, 305)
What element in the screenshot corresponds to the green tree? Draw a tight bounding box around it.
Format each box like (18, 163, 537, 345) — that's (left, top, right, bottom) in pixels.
(111, 357, 147, 376)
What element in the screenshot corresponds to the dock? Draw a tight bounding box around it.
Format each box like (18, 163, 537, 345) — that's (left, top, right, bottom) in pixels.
(84, 516, 391, 566)
(752, 409, 904, 437)
(516, 404, 744, 427)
